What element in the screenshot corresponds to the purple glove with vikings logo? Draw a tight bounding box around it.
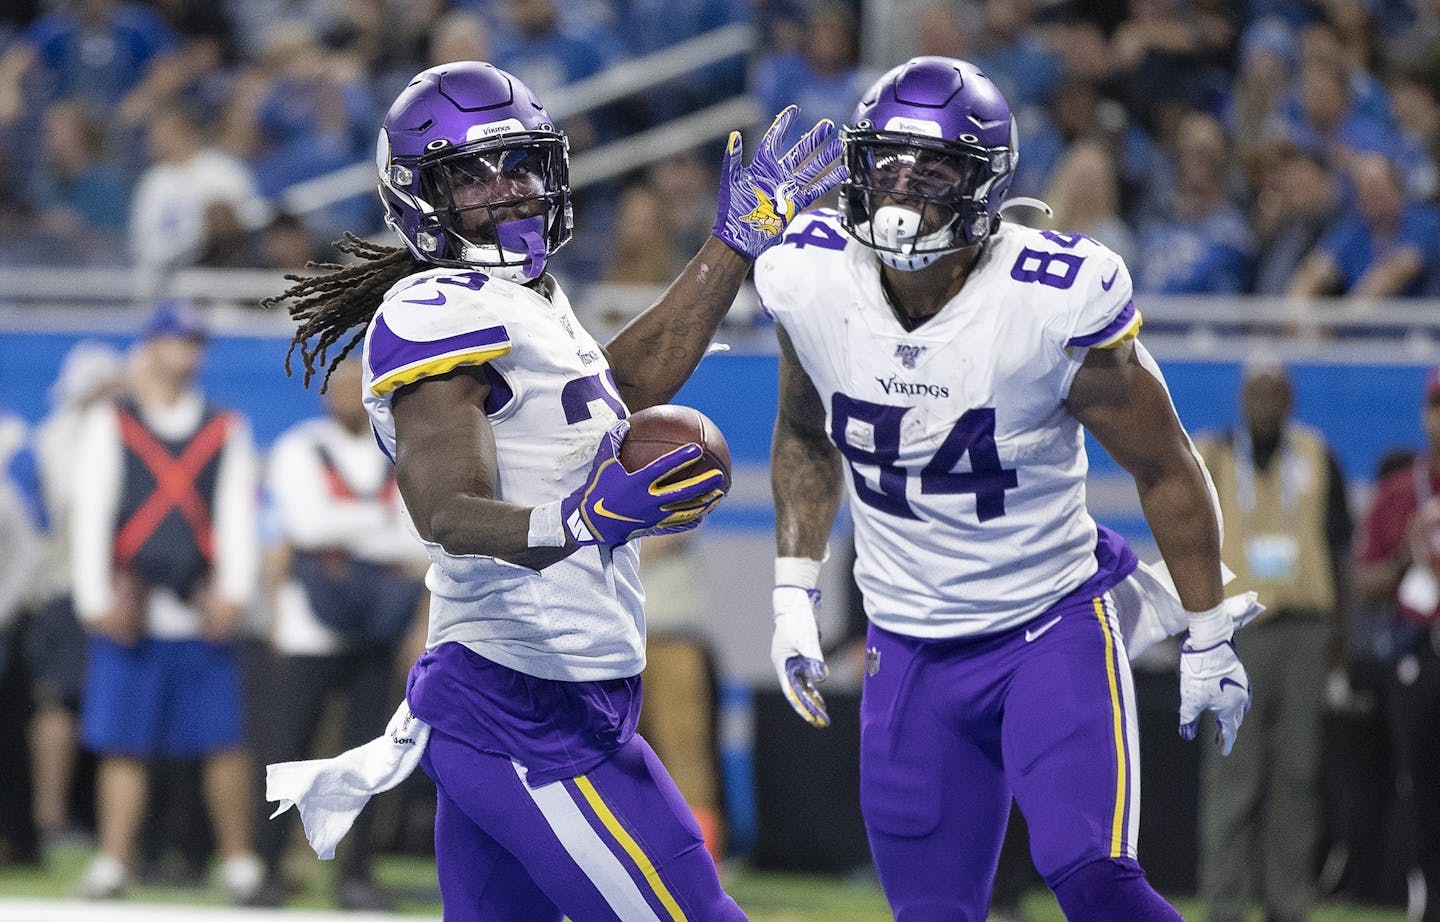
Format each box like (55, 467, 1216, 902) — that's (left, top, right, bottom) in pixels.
(561, 420, 726, 548)
(711, 106, 846, 260)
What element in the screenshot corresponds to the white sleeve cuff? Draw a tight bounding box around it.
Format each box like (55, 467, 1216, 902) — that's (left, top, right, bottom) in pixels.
(1186, 601, 1234, 649)
(775, 556, 823, 589)
(528, 500, 565, 548)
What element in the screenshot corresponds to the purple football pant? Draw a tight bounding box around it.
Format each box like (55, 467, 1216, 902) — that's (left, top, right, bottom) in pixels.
(860, 591, 1180, 921)
(422, 724, 746, 922)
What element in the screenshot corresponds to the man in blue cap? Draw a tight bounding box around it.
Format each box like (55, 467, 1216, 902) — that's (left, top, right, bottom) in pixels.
(71, 298, 264, 902)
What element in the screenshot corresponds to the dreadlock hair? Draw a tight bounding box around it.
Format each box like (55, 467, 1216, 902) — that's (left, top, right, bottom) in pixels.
(262, 232, 425, 391)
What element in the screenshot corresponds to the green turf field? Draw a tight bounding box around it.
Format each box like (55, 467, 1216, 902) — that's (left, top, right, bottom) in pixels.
(0, 845, 1409, 920)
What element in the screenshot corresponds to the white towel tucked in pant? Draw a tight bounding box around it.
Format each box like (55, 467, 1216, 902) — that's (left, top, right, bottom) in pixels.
(265, 699, 431, 860)
(1115, 557, 1263, 660)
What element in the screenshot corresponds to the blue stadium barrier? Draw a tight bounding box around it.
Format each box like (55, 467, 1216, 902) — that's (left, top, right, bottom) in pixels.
(3, 330, 1429, 488)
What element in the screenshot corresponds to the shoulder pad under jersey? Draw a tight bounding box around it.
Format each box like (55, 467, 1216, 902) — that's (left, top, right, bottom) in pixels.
(367, 269, 518, 398)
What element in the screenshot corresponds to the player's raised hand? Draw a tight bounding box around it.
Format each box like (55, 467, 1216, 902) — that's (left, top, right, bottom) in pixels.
(772, 585, 830, 728)
(1178, 600, 1253, 756)
(561, 421, 725, 548)
(711, 106, 847, 260)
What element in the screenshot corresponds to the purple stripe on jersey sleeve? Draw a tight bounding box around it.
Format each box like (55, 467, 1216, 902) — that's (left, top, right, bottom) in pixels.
(368, 312, 510, 382)
(371, 424, 394, 462)
(1066, 300, 1137, 348)
(482, 363, 514, 415)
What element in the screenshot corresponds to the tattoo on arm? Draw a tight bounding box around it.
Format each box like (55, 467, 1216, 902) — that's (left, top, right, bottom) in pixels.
(606, 239, 751, 409)
(773, 326, 843, 559)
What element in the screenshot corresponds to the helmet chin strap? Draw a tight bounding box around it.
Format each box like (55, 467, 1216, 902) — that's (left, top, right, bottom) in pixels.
(869, 205, 964, 272)
(457, 214, 548, 283)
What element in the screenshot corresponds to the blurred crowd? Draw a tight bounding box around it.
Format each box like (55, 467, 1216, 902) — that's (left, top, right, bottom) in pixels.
(1, 0, 1440, 301)
(0, 304, 437, 909)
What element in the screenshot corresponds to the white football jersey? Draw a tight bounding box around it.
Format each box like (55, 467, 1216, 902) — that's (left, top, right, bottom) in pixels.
(362, 267, 645, 681)
(756, 211, 1141, 639)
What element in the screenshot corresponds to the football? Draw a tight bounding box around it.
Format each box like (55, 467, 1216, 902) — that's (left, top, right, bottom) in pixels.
(619, 404, 732, 494)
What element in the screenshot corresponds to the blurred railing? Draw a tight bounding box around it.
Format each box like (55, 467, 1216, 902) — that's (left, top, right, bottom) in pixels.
(281, 23, 759, 218)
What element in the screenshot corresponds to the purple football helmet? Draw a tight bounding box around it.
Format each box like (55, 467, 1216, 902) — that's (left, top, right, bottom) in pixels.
(839, 57, 1018, 270)
(376, 62, 572, 283)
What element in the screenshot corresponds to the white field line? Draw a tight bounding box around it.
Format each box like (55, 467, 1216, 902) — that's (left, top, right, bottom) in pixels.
(0, 900, 437, 921)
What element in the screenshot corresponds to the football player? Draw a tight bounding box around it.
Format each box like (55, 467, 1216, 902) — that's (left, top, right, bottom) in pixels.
(757, 56, 1252, 920)
(264, 61, 842, 921)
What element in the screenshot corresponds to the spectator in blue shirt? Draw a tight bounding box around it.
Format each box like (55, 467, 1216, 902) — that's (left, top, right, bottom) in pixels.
(1387, 70, 1440, 202)
(1290, 20, 1395, 140)
(1287, 57, 1398, 172)
(492, 0, 614, 149)
(971, 0, 1063, 112)
(752, 1, 870, 148)
(1134, 110, 1255, 294)
(0, 0, 178, 126)
(1288, 152, 1440, 298)
(223, 22, 375, 244)
(613, 0, 750, 123)
(28, 101, 131, 261)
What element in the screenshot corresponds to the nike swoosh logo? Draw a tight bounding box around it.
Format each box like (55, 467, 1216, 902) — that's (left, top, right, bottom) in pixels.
(403, 292, 447, 305)
(591, 498, 643, 523)
(1100, 267, 1119, 291)
(1219, 677, 1246, 694)
(1025, 615, 1063, 642)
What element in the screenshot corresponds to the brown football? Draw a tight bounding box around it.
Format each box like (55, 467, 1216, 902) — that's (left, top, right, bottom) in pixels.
(619, 404, 732, 494)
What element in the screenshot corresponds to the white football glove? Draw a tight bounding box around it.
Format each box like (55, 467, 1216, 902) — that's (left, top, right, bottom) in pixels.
(1178, 600, 1253, 756)
(771, 585, 830, 728)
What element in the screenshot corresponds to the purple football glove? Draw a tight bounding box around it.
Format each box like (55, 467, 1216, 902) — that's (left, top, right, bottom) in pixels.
(712, 106, 847, 260)
(561, 421, 726, 548)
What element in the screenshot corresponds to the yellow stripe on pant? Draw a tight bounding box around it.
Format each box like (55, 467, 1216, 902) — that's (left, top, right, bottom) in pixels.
(573, 774, 690, 921)
(1093, 596, 1128, 858)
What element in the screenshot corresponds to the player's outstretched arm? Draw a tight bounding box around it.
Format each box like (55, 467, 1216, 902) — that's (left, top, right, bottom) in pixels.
(605, 107, 844, 411)
(1067, 339, 1250, 755)
(770, 326, 845, 727)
